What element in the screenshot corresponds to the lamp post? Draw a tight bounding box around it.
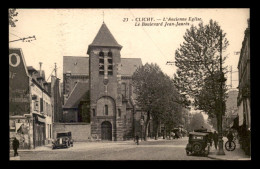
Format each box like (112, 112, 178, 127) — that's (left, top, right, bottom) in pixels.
(140, 118, 144, 140)
(217, 30, 226, 155)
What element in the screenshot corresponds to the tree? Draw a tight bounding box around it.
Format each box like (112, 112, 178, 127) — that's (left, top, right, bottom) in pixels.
(132, 63, 164, 141)
(173, 19, 229, 123)
(9, 8, 18, 27)
(132, 63, 183, 140)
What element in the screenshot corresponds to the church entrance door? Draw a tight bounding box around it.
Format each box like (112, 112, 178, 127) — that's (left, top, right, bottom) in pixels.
(101, 121, 112, 141)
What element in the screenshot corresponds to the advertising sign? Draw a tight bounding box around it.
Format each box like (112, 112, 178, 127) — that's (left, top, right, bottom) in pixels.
(9, 48, 30, 116)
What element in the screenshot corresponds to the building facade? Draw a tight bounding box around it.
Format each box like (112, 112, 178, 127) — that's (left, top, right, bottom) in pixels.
(62, 23, 147, 141)
(237, 19, 250, 155)
(9, 48, 32, 149)
(9, 48, 54, 149)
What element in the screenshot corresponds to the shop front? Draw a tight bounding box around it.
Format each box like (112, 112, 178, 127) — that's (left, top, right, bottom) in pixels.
(33, 114, 46, 148)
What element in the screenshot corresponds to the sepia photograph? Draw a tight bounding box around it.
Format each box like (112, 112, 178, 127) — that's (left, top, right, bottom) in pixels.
(9, 8, 250, 160)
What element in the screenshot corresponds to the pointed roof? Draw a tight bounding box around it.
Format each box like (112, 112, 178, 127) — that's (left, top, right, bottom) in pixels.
(87, 23, 122, 54)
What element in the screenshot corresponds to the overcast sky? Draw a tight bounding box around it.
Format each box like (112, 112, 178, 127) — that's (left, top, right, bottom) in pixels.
(9, 8, 249, 120)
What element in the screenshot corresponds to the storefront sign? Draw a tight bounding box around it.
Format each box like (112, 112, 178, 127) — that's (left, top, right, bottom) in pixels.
(9, 48, 30, 116)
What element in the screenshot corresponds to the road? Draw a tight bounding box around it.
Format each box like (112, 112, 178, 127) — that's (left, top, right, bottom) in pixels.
(10, 137, 212, 160)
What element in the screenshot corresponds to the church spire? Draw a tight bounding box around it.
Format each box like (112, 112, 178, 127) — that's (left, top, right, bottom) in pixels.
(103, 11, 104, 23)
(87, 22, 122, 54)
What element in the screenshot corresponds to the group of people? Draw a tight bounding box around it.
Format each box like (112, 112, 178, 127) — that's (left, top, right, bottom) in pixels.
(209, 130, 235, 150)
(208, 131, 219, 150)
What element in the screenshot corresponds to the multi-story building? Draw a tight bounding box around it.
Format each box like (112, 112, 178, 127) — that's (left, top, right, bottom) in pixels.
(27, 65, 53, 146)
(237, 19, 250, 155)
(61, 22, 148, 141)
(9, 48, 53, 149)
(9, 48, 32, 149)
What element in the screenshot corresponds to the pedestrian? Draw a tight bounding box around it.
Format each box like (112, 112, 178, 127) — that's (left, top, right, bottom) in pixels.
(12, 137, 19, 157)
(208, 132, 213, 147)
(213, 131, 218, 150)
(135, 135, 139, 145)
(227, 130, 234, 148)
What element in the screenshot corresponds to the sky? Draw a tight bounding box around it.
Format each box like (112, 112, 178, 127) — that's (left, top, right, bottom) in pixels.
(9, 8, 249, 119)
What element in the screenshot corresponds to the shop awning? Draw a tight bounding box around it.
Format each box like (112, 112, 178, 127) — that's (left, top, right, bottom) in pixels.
(230, 116, 239, 129)
(36, 115, 46, 123)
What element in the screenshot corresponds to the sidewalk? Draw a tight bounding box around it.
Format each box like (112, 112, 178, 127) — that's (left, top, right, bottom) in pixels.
(208, 137, 251, 160)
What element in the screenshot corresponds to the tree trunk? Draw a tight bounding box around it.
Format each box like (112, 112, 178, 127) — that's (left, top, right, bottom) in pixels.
(144, 111, 150, 141)
(155, 120, 159, 140)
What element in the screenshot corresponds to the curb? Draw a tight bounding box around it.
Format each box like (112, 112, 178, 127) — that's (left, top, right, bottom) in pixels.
(207, 155, 227, 160)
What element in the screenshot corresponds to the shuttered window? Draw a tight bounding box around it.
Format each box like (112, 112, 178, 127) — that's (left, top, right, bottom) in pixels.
(40, 98, 43, 112)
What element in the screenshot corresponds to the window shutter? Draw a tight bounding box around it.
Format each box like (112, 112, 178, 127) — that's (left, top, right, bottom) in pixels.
(40, 98, 43, 112)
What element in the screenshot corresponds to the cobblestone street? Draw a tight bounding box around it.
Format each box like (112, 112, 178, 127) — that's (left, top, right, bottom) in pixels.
(10, 137, 212, 160)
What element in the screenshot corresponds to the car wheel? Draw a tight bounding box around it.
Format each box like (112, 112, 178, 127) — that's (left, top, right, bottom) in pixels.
(192, 142, 202, 153)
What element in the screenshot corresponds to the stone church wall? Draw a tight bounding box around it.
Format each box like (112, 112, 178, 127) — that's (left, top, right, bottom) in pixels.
(53, 123, 91, 141)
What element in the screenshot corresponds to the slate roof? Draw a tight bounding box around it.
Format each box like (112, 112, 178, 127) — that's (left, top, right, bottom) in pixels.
(63, 82, 89, 109)
(120, 58, 142, 76)
(63, 56, 89, 75)
(87, 23, 122, 54)
(63, 57, 142, 76)
(89, 22, 122, 48)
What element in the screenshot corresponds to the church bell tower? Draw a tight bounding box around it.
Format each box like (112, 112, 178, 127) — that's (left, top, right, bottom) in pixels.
(87, 22, 124, 141)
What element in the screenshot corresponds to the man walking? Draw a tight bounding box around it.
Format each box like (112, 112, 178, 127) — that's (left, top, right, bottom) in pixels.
(135, 135, 139, 145)
(213, 131, 218, 150)
(12, 137, 19, 157)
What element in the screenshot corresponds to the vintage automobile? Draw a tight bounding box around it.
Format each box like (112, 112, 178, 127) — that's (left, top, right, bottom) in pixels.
(52, 131, 73, 149)
(185, 131, 211, 156)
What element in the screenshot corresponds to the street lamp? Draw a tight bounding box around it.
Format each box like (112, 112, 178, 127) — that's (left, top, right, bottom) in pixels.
(140, 118, 144, 140)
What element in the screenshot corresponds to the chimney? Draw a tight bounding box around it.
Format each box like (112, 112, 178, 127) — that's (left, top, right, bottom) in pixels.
(39, 62, 43, 76)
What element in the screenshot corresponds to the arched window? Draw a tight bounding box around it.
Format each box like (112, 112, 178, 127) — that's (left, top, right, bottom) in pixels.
(121, 83, 126, 98)
(99, 51, 104, 75)
(107, 50, 113, 75)
(108, 51, 113, 57)
(118, 109, 121, 118)
(105, 105, 108, 115)
(93, 109, 96, 117)
(99, 51, 104, 57)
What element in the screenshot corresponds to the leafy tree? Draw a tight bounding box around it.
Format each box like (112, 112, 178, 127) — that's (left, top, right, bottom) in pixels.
(173, 20, 229, 131)
(132, 63, 164, 141)
(133, 63, 183, 140)
(9, 8, 18, 27)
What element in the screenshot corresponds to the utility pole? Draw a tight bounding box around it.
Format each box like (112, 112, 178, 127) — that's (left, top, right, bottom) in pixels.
(230, 66, 232, 88)
(227, 65, 239, 90)
(217, 30, 226, 155)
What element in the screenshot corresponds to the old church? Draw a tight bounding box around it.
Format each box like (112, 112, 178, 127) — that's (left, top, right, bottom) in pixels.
(62, 22, 147, 141)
